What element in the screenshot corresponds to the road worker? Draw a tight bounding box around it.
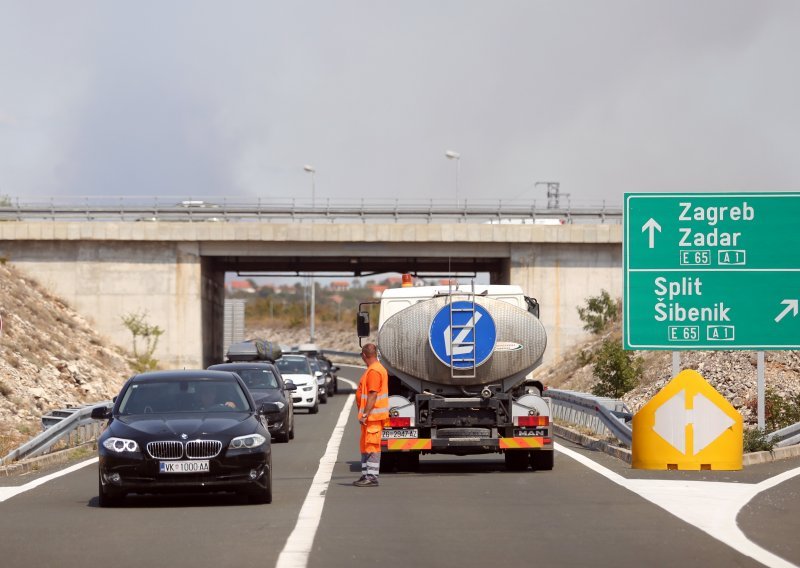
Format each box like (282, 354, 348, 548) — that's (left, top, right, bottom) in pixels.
(353, 343, 389, 487)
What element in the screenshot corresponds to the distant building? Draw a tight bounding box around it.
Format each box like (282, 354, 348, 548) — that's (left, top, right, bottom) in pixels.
(229, 280, 256, 294)
(330, 280, 350, 291)
(369, 285, 387, 298)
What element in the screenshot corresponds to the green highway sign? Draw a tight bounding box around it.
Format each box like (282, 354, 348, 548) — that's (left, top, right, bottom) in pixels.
(624, 192, 800, 350)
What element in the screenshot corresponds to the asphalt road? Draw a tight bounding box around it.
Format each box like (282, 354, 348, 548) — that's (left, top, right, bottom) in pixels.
(0, 365, 798, 568)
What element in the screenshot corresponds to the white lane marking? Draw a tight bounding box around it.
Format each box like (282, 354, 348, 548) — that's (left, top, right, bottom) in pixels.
(556, 442, 800, 568)
(276, 377, 357, 568)
(0, 457, 98, 503)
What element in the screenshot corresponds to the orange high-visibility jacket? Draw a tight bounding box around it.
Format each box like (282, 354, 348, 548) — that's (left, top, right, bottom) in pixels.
(357, 361, 389, 422)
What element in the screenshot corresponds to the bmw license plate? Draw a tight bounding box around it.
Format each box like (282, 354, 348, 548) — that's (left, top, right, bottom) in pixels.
(159, 460, 210, 474)
(514, 428, 548, 437)
(383, 429, 418, 439)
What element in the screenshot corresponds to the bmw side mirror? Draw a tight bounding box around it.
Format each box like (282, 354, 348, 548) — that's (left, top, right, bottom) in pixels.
(91, 406, 111, 420)
(357, 311, 370, 337)
(332, 366, 340, 372)
(314, 371, 323, 378)
(285, 383, 297, 391)
(259, 401, 281, 415)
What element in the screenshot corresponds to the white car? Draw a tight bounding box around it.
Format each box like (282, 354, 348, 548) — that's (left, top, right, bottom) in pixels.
(276, 355, 319, 414)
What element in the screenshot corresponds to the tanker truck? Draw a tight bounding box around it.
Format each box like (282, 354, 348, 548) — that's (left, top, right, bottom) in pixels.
(356, 278, 553, 472)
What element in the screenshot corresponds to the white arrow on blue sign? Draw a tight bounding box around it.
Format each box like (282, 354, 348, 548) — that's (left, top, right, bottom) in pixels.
(429, 302, 497, 368)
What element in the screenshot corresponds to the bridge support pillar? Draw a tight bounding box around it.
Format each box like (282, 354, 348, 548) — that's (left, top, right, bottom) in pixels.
(510, 242, 621, 365)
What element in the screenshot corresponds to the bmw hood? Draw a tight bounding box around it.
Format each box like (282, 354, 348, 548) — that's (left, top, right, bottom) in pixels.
(114, 414, 252, 439)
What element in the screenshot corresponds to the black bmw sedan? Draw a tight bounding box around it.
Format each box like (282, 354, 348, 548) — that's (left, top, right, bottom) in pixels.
(93, 370, 278, 507)
(207, 361, 296, 443)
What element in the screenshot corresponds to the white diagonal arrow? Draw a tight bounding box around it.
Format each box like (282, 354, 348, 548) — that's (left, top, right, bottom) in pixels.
(774, 299, 798, 323)
(444, 311, 482, 357)
(641, 218, 661, 249)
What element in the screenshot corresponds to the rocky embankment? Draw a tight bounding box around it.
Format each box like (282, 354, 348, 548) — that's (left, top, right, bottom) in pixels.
(539, 326, 800, 425)
(0, 262, 132, 454)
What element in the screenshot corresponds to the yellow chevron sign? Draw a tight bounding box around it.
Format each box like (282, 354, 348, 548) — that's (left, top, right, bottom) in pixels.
(632, 369, 742, 470)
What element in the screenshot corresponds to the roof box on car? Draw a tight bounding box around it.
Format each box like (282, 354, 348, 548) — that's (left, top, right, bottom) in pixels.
(226, 340, 283, 362)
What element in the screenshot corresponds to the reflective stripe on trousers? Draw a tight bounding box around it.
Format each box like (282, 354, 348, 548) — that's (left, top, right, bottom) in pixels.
(361, 452, 380, 477)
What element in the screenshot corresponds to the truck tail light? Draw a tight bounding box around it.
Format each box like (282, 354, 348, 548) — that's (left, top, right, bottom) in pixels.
(517, 415, 549, 427)
(389, 417, 411, 428)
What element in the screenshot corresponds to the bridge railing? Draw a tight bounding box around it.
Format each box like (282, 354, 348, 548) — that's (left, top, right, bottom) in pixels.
(0, 196, 622, 224)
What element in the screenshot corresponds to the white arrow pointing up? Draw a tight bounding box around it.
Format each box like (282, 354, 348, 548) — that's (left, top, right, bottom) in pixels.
(641, 218, 661, 249)
(774, 299, 799, 323)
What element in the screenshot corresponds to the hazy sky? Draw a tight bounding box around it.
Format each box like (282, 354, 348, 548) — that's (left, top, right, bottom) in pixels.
(2, 1, 800, 209)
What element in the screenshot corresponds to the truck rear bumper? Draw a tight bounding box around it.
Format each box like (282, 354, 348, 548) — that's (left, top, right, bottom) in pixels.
(382, 436, 552, 453)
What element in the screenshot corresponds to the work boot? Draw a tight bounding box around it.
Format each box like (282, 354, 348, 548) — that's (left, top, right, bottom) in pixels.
(353, 476, 379, 487)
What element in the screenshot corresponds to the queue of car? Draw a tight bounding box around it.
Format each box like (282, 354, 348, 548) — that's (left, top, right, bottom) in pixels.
(92, 339, 341, 507)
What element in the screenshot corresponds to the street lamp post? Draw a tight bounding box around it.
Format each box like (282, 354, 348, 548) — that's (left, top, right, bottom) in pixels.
(445, 150, 460, 207)
(303, 165, 316, 207)
(309, 275, 315, 343)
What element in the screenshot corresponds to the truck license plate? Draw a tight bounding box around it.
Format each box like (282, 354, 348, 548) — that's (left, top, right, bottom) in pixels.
(514, 428, 548, 437)
(383, 429, 418, 439)
(159, 460, 210, 474)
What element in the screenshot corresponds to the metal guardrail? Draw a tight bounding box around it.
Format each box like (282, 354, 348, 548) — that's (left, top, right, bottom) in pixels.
(321, 349, 361, 358)
(0, 401, 111, 466)
(0, 196, 622, 224)
(546, 388, 633, 447)
(767, 422, 800, 447)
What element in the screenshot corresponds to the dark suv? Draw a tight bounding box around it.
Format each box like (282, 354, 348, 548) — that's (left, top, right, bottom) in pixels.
(208, 362, 296, 443)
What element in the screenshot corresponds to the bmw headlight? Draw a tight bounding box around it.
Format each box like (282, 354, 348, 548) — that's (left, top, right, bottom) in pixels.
(229, 433, 266, 449)
(274, 401, 285, 410)
(302, 386, 314, 392)
(102, 437, 139, 453)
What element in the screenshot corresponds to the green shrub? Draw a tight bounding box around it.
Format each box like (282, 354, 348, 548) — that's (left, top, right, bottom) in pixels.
(577, 290, 621, 334)
(591, 339, 642, 398)
(121, 311, 164, 372)
(746, 388, 800, 431)
(743, 428, 775, 453)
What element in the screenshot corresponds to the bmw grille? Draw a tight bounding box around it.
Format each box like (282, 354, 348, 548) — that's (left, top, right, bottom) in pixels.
(146, 440, 224, 459)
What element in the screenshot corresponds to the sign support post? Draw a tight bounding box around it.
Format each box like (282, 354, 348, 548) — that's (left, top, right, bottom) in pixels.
(757, 351, 765, 431)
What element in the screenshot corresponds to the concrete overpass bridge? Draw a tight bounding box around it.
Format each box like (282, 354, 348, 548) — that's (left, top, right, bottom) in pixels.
(0, 215, 622, 369)
(0, 196, 622, 367)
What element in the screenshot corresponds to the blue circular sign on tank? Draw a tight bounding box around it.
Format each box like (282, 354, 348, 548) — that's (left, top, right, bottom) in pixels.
(429, 301, 497, 368)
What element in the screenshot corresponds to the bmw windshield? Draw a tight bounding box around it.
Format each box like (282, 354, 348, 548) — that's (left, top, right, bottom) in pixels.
(117, 379, 251, 414)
